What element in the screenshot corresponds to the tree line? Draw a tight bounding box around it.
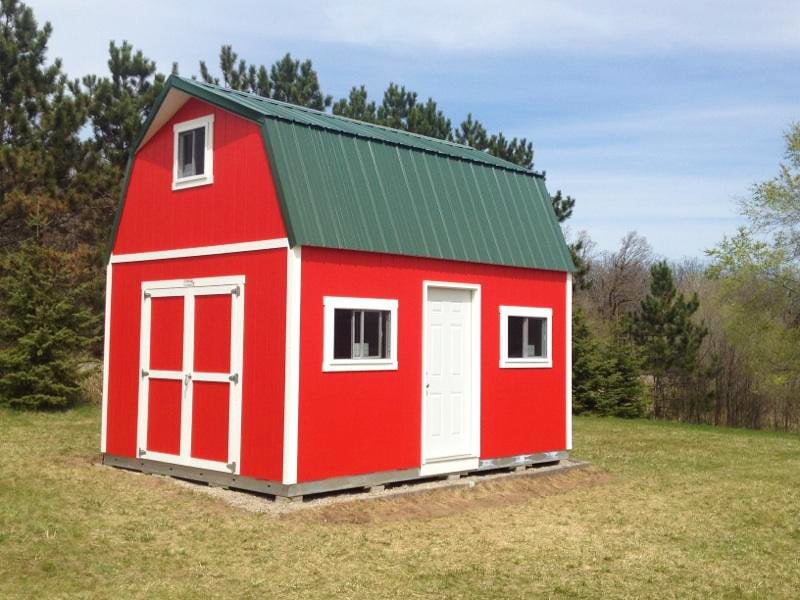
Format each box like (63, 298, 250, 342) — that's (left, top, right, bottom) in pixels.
(1, 0, 799, 434)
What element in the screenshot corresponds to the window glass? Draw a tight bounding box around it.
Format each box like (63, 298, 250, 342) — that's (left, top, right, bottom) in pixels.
(332, 308, 390, 360)
(528, 317, 547, 358)
(178, 127, 205, 178)
(507, 316, 524, 358)
(333, 309, 352, 359)
(507, 316, 547, 359)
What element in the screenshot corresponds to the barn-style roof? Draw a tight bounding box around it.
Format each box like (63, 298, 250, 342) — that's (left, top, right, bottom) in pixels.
(114, 75, 575, 272)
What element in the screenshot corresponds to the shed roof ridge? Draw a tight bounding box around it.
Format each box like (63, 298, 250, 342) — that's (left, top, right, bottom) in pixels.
(172, 75, 542, 177)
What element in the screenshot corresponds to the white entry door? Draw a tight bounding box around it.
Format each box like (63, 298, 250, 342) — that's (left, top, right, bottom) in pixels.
(423, 285, 479, 472)
(136, 276, 245, 474)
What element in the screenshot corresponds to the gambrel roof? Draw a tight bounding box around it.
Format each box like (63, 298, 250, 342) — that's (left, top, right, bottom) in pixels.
(112, 76, 575, 272)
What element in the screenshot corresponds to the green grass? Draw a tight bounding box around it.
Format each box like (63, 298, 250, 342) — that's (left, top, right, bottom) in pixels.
(1, 406, 799, 598)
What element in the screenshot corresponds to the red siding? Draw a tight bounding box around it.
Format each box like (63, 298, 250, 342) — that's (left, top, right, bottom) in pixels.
(297, 246, 568, 482)
(106, 250, 287, 481)
(113, 98, 286, 254)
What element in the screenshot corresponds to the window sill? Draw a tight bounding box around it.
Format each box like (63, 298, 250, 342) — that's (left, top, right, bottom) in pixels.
(322, 359, 398, 373)
(499, 358, 552, 369)
(172, 174, 214, 191)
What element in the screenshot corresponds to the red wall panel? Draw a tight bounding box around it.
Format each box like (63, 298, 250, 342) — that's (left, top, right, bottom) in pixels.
(106, 250, 287, 481)
(113, 98, 287, 254)
(298, 247, 567, 482)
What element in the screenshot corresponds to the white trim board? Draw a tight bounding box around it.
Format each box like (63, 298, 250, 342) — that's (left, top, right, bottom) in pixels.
(322, 296, 399, 372)
(498, 305, 554, 369)
(566, 272, 573, 450)
(282, 246, 302, 485)
(172, 113, 214, 191)
(110, 238, 289, 264)
(136, 275, 245, 474)
(420, 280, 481, 474)
(100, 263, 113, 453)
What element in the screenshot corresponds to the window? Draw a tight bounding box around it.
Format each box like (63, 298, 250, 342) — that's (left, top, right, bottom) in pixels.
(499, 306, 552, 368)
(323, 297, 398, 371)
(172, 114, 214, 190)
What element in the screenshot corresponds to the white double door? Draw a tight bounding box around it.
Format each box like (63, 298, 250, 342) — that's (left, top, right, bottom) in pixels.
(423, 286, 479, 471)
(136, 276, 245, 474)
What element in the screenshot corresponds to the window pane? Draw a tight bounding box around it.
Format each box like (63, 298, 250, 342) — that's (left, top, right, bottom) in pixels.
(193, 127, 205, 175)
(179, 130, 194, 177)
(363, 311, 388, 358)
(526, 317, 547, 358)
(333, 309, 353, 359)
(507, 316, 524, 358)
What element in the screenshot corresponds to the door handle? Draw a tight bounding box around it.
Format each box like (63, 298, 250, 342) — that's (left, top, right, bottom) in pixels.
(184, 373, 192, 386)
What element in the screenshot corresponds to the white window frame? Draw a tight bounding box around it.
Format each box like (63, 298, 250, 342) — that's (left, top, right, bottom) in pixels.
(499, 305, 553, 369)
(323, 296, 398, 372)
(172, 114, 214, 190)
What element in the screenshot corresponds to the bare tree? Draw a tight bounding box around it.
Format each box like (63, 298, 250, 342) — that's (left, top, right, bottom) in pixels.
(587, 232, 653, 321)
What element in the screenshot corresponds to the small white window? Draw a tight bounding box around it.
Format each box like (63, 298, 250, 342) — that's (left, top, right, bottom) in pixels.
(172, 114, 214, 190)
(323, 296, 398, 372)
(499, 306, 553, 368)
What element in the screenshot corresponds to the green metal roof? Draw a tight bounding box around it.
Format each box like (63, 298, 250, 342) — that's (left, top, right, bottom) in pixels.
(112, 76, 575, 272)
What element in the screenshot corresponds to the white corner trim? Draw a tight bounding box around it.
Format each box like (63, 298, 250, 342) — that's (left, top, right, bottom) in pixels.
(282, 246, 302, 485)
(421, 280, 481, 467)
(100, 263, 113, 453)
(499, 305, 554, 369)
(110, 238, 289, 264)
(172, 113, 214, 190)
(566, 272, 573, 450)
(322, 296, 399, 372)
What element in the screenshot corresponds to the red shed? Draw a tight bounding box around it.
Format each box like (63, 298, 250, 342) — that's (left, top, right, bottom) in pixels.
(101, 76, 576, 498)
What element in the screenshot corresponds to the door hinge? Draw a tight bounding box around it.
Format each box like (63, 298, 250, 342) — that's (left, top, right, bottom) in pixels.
(228, 373, 239, 385)
(232, 285, 241, 297)
(226, 461, 236, 473)
(138, 447, 146, 457)
(143, 291, 151, 300)
(141, 369, 149, 378)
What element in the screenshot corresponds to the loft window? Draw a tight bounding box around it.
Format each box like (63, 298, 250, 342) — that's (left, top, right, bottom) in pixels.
(499, 306, 553, 368)
(323, 297, 398, 372)
(172, 114, 214, 190)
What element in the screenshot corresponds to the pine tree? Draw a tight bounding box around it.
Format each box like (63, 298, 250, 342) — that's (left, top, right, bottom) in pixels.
(572, 309, 605, 414)
(200, 47, 330, 110)
(572, 311, 644, 417)
(332, 86, 378, 123)
(626, 260, 708, 417)
(550, 190, 575, 223)
(599, 335, 645, 418)
(82, 41, 166, 169)
(0, 243, 98, 409)
(0, 0, 87, 247)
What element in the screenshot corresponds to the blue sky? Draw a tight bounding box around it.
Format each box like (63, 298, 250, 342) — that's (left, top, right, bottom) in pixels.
(34, 1, 800, 259)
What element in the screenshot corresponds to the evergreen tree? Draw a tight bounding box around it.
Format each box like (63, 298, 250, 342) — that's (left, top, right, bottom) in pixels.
(572, 310, 644, 417)
(200, 47, 330, 110)
(332, 85, 378, 123)
(0, 0, 87, 247)
(82, 41, 167, 169)
(551, 190, 575, 223)
(572, 309, 605, 414)
(0, 243, 98, 409)
(599, 335, 645, 418)
(626, 260, 708, 417)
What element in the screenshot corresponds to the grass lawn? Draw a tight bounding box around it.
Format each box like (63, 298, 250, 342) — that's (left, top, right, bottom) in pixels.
(1, 406, 799, 598)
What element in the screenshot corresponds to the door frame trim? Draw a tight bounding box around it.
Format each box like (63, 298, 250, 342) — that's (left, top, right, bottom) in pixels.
(136, 275, 245, 474)
(420, 280, 481, 474)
